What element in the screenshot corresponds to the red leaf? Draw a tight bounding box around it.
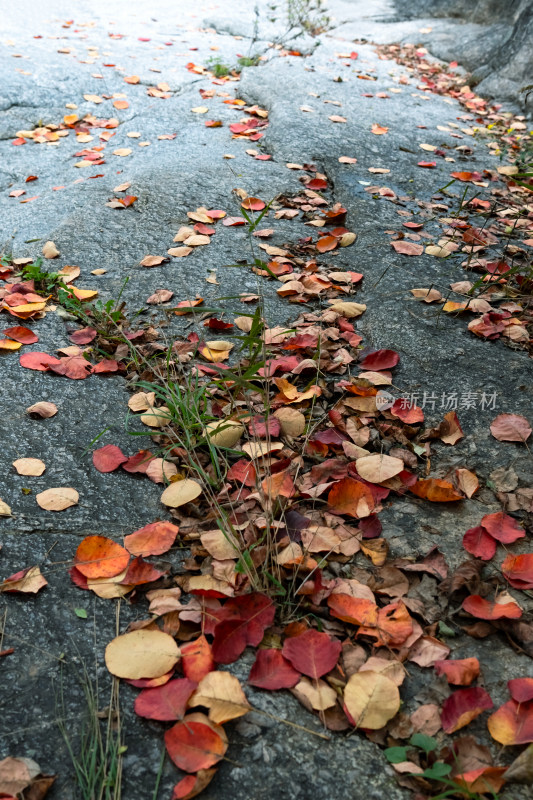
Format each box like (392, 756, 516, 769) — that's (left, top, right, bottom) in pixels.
(124, 521, 179, 556)
(181, 636, 215, 683)
(391, 240, 423, 256)
(501, 553, 533, 590)
(122, 556, 166, 585)
(165, 717, 226, 772)
(93, 359, 119, 373)
(134, 678, 197, 721)
(203, 318, 233, 330)
(359, 349, 399, 370)
(248, 415, 281, 439)
(121, 450, 155, 473)
(327, 594, 378, 627)
(48, 355, 93, 379)
(508, 678, 533, 703)
(92, 444, 128, 473)
(222, 216, 246, 227)
(241, 197, 265, 211)
(3, 325, 38, 344)
(248, 649, 301, 690)
(19, 351, 61, 371)
(480, 512, 524, 544)
(462, 526, 497, 561)
(306, 178, 328, 190)
(282, 629, 341, 679)
(171, 769, 217, 800)
(212, 593, 275, 664)
(462, 595, 522, 620)
(70, 327, 97, 344)
(434, 658, 480, 686)
(390, 399, 424, 423)
(226, 458, 256, 487)
(441, 687, 493, 733)
(418, 161, 436, 168)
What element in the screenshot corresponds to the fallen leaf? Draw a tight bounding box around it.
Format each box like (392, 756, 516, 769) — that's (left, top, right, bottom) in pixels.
(189, 671, 251, 723)
(75, 535, 130, 578)
(441, 687, 493, 734)
(92, 444, 128, 473)
(105, 629, 180, 679)
(36, 487, 79, 511)
(26, 401, 58, 418)
(161, 479, 202, 508)
(165, 714, 227, 773)
(490, 414, 531, 443)
(282, 629, 341, 679)
(13, 458, 45, 476)
(344, 671, 400, 728)
(134, 678, 197, 721)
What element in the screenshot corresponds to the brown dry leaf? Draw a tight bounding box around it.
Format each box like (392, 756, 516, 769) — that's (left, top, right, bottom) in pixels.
(84, 93, 102, 103)
(328, 302, 366, 319)
(114, 182, 131, 192)
(191, 106, 209, 114)
(87, 569, 132, 599)
(359, 657, 406, 686)
(13, 458, 46, 476)
(184, 235, 211, 247)
(356, 454, 403, 483)
(344, 671, 400, 728)
(26, 401, 58, 418)
(128, 391, 156, 412)
(292, 677, 337, 710)
(205, 420, 244, 448)
(234, 316, 253, 332)
(167, 246, 193, 258)
(339, 232, 356, 247)
(189, 671, 251, 723)
(145, 459, 178, 484)
(0, 565, 48, 594)
(339, 156, 357, 163)
(419, 143, 437, 151)
(411, 288, 443, 303)
(455, 468, 479, 498)
(274, 408, 306, 437)
(329, 115, 347, 123)
(0, 499, 12, 517)
(140, 255, 167, 267)
(42, 241, 59, 259)
(0, 756, 41, 796)
(201, 529, 240, 560)
(161, 479, 202, 508)
(425, 244, 454, 258)
(57, 265, 80, 283)
(140, 406, 172, 428)
(105, 629, 180, 679)
(242, 441, 283, 459)
(36, 487, 79, 511)
(113, 148, 132, 157)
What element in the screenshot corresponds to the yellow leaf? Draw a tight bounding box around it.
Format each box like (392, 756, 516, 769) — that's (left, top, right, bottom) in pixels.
(105, 629, 180, 679)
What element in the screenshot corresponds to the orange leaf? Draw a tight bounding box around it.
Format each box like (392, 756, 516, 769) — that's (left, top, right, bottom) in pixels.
(75, 535, 130, 578)
(410, 478, 463, 502)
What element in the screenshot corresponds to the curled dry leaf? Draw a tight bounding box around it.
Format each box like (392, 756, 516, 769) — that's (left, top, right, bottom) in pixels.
(344, 671, 400, 729)
(42, 240, 59, 259)
(189, 671, 251, 723)
(292, 676, 337, 711)
(0, 565, 48, 594)
(161, 478, 202, 508)
(140, 406, 172, 427)
(105, 629, 180, 679)
(329, 302, 367, 319)
(12, 458, 46, 476)
(128, 391, 156, 412)
(0, 499, 12, 517)
(36, 487, 78, 511)
(171, 768, 217, 800)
